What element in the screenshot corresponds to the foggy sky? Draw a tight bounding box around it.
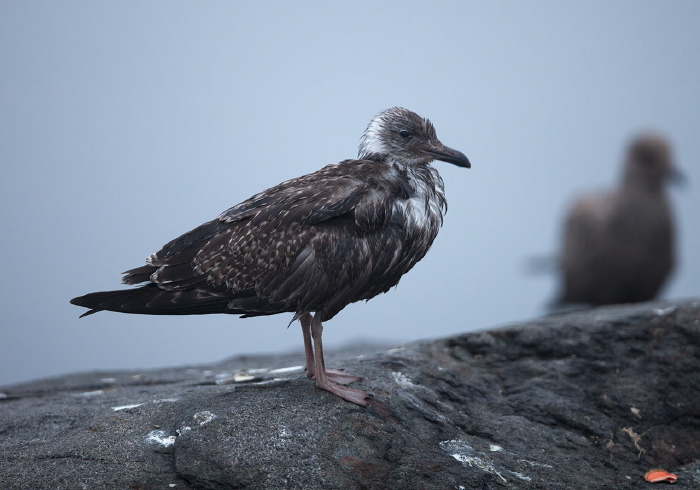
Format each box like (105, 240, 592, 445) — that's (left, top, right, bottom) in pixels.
(1, 1, 698, 386)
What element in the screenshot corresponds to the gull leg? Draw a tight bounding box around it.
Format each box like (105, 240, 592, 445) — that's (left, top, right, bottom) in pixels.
(299, 312, 360, 385)
(309, 313, 368, 406)
(300, 312, 316, 378)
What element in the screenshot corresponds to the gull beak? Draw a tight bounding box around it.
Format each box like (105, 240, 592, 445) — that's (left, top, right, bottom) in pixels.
(424, 145, 471, 168)
(669, 166, 686, 187)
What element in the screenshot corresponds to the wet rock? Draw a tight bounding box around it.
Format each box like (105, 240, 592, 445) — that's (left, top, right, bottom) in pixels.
(1, 300, 699, 489)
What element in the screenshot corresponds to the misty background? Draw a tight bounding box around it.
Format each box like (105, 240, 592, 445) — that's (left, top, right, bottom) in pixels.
(1, 2, 698, 387)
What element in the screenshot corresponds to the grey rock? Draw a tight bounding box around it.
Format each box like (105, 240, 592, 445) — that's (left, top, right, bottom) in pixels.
(2, 299, 700, 489)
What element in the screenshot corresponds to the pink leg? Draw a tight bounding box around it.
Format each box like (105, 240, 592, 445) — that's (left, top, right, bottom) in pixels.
(300, 312, 316, 378)
(309, 313, 368, 406)
(300, 312, 359, 384)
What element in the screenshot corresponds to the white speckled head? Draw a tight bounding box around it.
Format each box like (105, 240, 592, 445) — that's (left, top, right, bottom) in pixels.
(359, 108, 396, 157)
(359, 107, 435, 162)
(358, 107, 471, 168)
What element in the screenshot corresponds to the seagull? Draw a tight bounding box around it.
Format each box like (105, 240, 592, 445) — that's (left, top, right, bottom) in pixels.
(71, 107, 471, 406)
(555, 133, 680, 307)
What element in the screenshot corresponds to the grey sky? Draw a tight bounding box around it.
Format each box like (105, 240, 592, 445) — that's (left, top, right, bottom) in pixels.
(1, 1, 698, 386)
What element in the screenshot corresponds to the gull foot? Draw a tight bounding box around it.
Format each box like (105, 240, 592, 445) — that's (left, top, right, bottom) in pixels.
(316, 378, 369, 406)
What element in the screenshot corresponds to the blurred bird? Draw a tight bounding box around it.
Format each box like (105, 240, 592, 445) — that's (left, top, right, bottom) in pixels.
(554, 134, 681, 307)
(71, 107, 470, 406)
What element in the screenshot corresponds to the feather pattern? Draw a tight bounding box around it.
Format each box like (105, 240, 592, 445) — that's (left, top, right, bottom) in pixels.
(100, 160, 442, 321)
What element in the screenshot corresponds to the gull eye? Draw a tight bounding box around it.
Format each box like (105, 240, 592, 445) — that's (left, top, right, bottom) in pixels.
(399, 129, 411, 139)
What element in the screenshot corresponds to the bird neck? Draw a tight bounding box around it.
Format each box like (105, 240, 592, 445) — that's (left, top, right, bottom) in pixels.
(357, 154, 447, 213)
(389, 160, 447, 213)
(360, 152, 387, 162)
(621, 171, 665, 195)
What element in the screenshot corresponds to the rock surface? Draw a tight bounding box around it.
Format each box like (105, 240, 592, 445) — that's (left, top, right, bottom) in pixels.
(2, 299, 700, 489)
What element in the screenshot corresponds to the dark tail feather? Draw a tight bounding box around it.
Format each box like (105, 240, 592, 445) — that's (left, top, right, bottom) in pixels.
(78, 308, 102, 318)
(70, 284, 234, 316)
(121, 264, 158, 285)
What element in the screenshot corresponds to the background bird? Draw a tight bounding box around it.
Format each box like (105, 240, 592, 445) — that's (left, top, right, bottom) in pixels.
(71, 107, 470, 406)
(554, 133, 680, 307)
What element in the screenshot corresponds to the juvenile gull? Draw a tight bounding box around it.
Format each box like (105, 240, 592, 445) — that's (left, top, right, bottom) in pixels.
(71, 107, 470, 406)
(555, 134, 679, 307)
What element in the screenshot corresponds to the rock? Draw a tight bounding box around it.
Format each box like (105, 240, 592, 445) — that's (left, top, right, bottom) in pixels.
(2, 299, 700, 489)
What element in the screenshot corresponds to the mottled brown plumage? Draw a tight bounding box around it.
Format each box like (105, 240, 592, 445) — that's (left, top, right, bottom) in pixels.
(556, 134, 679, 307)
(71, 107, 470, 405)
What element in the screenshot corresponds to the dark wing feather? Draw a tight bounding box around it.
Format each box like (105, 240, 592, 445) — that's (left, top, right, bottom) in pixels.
(121, 264, 157, 285)
(150, 219, 231, 263)
(185, 161, 402, 314)
(73, 160, 404, 317)
(558, 192, 619, 305)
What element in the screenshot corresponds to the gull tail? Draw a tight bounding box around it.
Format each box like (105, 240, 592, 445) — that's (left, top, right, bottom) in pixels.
(70, 284, 233, 317)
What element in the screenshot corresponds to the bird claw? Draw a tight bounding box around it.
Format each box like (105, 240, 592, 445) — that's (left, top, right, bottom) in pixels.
(316, 379, 369, 407)
(324, 369, 361, 385)
(306, 368, 361, 386)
